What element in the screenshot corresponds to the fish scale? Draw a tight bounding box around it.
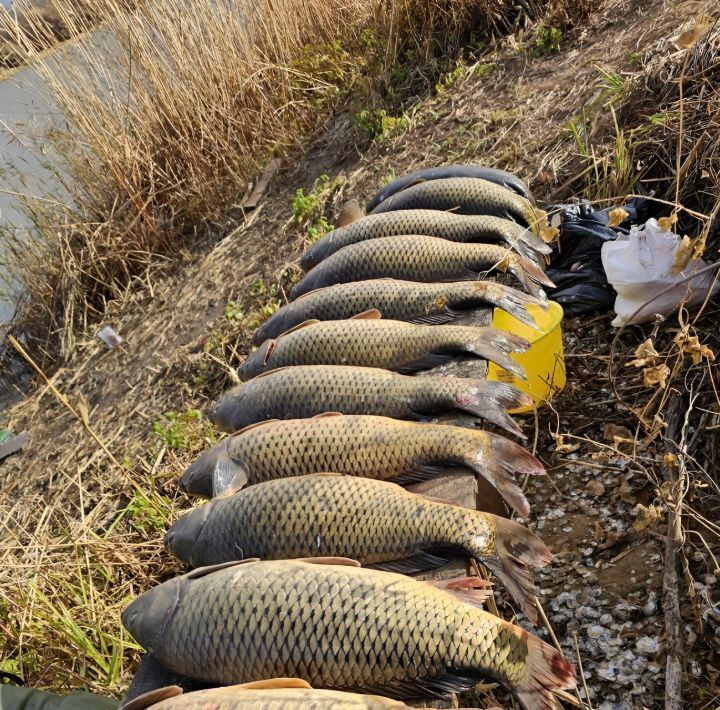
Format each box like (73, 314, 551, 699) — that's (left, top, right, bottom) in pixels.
(253, 279, 544, 344)
(210, 365, 529, 436)
(122, 559, 573, 707)
(369, 177, 545, 232)
(180, 416, 542, 516)
(240, 319, 527, 381)
(301, 211, 551, 271)
(290, 235, 554, 300)
(168, 473, 553, 623)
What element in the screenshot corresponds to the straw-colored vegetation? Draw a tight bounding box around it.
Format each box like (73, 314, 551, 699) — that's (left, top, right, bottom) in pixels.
(1, 0, 548, 362)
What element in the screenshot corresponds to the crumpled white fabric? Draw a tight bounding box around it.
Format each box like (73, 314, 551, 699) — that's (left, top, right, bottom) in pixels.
(601, 218, 719, 327)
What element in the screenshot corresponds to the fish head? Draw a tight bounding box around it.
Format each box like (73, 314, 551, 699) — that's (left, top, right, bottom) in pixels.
(122, 577, 182, 654)
(165, 503, 213, 566)
(253, 308, 287, 345)
(179, 439, 230, 497)
(238, 341, 274, 381)
(209, 386, 249, 433)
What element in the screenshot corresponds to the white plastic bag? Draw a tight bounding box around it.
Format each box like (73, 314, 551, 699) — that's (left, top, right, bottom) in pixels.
(601, 218, 719, 327)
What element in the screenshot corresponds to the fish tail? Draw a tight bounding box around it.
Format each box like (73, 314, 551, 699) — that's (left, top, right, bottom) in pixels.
(465, 329, 529, 379)
(513, 629, 576, 710)
(452, 380, 530, 437)
(459, 430, 544, 515)
(481, 515, 552, 625)
(514, 224, 554, 256)
(507, 255, 555, 298)
(466, 283, 546, 330)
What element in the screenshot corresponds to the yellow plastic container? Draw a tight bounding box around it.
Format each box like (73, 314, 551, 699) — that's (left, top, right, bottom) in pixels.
(487, 301, 566, 414)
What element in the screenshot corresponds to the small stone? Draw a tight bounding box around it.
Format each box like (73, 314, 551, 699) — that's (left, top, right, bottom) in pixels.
(587, 624, 608, 639)
(635, 636, 660, 656)
(632, 656, 648, 673)
(586, 479, 606, 496)
(647, 661, 662, 674)
(643, 592, 658, 616)
(600, 613, 613, 625)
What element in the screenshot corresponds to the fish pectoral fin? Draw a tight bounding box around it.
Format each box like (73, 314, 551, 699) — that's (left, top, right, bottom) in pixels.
(311, 411, 344, 418)
(186, 559, 261, 579)
(408, 310, 458, 325)
(212, 453, 249, 498)
(391, 463, 450, 485)
(428, 576, 494, 609)
(335, 199, 364, 227)
(361, 672, 485, 701)
(296, 556, 362, 567)
(236, 679, 313, 690)
(369, 551, 449, 575)
(120, 686, 183, 710)
(395, 351, 457, 373)
(350, 308, 382, 320)
(278, 319, 320, 337)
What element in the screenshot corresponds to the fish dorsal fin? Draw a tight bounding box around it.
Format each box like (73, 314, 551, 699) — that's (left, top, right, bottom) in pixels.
(350, 309, 382, 320)
(278, 319, 319, 337)
(231, 419, 280, 436)
(120, 686, 183, 710)
(297, 557, 362, 567)
(312, 411, 344, 419)
(186, 559, 260, 579)
(428, 576, 493, 608)
(335, 199, 364, 227)
(236, 679, 313, 690)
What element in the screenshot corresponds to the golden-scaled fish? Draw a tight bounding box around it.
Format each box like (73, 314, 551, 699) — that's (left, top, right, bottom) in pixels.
(253, 279, 544, 345)
(122, 679, 408, 709)
(301, 211, 551, 271)
(366, 164, 533, 211)
(369, 177, 552, 236)
(181, 414, 544, 510)
(240, 313, 528, 381)
(289, 235, 555, 300)
(122, 559, 575, 708)
(166, 474, 550, 622)
(209, 365, 530, 436)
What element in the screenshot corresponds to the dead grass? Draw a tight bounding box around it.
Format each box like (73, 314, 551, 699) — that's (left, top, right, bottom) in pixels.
(1, 0, 547, 364)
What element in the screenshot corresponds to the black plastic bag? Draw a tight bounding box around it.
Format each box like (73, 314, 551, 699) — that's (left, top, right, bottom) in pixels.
(546, 198, 660, 317)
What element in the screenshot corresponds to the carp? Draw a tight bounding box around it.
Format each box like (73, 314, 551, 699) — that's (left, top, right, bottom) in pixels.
(166, 474, 550, 622)
(366, 164, 533, 210)
(209, 365, 529, 436)
(369, 178, 552, 240)
(122, 558, 575, 708)
(302, 211, 551, 270)
(240, 314, 528, 381)
(121, 679, 408, 709)
(253, 279, 545, 344)
(289, 235, 555, 300)
(180, 414, 544, 512)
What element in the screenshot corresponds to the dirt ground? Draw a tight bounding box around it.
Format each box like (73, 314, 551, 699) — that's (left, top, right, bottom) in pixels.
(1, 0, 718, 706)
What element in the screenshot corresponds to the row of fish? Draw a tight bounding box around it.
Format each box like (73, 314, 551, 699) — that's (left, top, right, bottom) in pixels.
(120, 165, 574, 709)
